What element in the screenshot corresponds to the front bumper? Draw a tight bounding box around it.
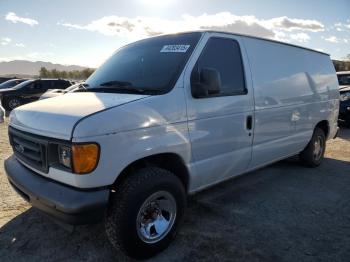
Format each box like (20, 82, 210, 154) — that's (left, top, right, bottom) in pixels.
(0, 104, 4, 123)
(339, 100, 350, 122)
(5, 155, 109, 225)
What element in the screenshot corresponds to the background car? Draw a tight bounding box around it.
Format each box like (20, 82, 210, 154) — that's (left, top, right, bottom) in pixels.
(0, 78, 73, 111)
(0, 77, 15, 84)
(0, 78, 28, 89)
(337, 71, 350, 125)
(39, 82, 80, 100)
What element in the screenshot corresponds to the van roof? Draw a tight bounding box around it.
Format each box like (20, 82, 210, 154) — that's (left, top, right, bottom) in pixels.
(161, 30, 330, 56)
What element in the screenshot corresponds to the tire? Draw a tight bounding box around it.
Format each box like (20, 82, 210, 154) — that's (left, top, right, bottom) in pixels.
(299, 127, 326, 167)
(3, 97, 22, 111)
(105, 167, 186, 259)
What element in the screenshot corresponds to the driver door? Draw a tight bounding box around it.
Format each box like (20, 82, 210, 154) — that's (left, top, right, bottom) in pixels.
(184, 32, 254, 191)
(23, 81, 44, 101)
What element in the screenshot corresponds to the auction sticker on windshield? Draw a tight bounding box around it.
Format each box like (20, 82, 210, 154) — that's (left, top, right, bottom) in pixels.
(160, 45, 190, 53)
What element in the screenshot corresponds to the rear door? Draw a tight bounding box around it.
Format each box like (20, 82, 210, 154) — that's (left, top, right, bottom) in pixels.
(184, 32, 254, 191)
(243, 37, 312, 168)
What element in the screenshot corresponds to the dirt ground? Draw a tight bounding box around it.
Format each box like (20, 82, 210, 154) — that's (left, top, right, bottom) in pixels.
(1, 119, 350, 262)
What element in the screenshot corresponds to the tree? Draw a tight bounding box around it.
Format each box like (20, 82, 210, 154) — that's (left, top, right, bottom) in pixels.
(38, 66, 95, 80)
(51, 69, 59, 78)
(82, 68, 94, 79)
(39, 67, 49, 78)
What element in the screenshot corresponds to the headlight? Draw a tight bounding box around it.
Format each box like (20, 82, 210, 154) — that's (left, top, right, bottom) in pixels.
(58, 145, 72, 169)
(340, 92, 350, 102)
(58, 143, 100, 174)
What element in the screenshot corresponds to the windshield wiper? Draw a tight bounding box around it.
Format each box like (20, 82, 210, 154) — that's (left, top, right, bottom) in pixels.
(77, 80, 158, 94)
(99, 80, 133, 87)
(73, 82, 89, 92)
(93, 80, 149, 94)
(78, 82, 89, 90)
(83, 86, 147, 94)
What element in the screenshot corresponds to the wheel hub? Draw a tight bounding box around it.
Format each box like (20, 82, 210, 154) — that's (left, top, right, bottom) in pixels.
(136, 191, 176, 244)
(8, 99, 20, 109)
(313, 135, 324, 160)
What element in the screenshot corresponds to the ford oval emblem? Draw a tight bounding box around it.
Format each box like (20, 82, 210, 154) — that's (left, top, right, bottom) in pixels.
(15, 144, 25, 153)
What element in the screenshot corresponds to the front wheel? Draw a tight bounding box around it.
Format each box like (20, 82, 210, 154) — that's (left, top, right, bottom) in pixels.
(3, 97, 22, 111)
(299, 127, 326, 167)
(105, 167, 186, 259)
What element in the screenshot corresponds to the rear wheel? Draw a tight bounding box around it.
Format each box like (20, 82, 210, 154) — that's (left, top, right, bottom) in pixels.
(105, 167, 186, 259)
(299, 127, 326, 167)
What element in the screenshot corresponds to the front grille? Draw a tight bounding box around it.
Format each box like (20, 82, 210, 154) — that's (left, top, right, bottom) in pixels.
(9, 127, 48, 173)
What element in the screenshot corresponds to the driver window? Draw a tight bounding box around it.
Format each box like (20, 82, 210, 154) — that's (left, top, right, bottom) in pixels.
(191, 37, 246, 98)
(28, 82, 41, 90)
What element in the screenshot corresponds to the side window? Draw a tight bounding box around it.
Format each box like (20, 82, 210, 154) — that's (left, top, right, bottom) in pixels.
(52, 81, 67, 89)
(27, 83, 35, 90)
(191, 37, 246, 97)
(41, 81, 53, 90)
(27, 81, 41, 90)
(52, 81, 59, 89)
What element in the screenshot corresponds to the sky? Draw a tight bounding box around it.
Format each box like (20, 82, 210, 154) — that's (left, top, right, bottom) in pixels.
(0, 0, 349, 68)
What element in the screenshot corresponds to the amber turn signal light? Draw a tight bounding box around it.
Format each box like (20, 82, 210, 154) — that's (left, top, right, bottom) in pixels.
(72, 143, 100, 174)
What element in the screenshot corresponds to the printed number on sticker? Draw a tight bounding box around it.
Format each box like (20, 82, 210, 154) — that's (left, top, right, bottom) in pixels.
(160, 45, 190, 53)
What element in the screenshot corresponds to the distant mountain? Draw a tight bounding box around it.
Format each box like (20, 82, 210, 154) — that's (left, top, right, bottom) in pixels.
(0, 60, 87, 76)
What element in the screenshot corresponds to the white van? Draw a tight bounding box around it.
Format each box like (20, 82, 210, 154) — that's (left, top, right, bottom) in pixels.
(5, 31, 339, 258)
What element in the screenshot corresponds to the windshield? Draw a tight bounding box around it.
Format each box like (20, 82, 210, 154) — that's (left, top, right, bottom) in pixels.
(0, 79, 26, 89)
(12, 79, 35, 89)
(338, 74, 350, 85)
(85, 32, 202, 95)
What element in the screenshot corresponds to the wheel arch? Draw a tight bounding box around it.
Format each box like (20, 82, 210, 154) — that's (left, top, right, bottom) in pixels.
(112, 152, 190, 193)
(315, 120, 329, 138)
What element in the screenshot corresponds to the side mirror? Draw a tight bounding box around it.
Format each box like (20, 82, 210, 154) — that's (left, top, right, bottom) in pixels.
(192, 67, 221, 98)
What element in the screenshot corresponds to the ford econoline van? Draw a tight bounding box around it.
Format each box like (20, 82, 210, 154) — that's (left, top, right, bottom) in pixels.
(5, 31, 339, 259)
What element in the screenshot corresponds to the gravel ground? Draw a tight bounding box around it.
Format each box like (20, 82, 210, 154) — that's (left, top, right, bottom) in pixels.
(0, 119, 350, 262)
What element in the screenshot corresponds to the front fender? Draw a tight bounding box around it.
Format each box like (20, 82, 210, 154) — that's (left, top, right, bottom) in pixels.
(70, 122, 193, 188)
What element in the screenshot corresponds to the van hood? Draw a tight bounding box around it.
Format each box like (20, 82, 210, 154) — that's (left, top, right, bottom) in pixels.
(339, 85, 350, 92)
(10, 92, 149, 140)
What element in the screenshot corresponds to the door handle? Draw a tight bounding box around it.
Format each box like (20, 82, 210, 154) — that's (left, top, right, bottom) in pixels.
(246, 115, 253, 130)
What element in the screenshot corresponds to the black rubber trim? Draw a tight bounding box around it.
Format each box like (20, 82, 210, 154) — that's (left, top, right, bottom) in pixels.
(4, 155, 109, 225)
